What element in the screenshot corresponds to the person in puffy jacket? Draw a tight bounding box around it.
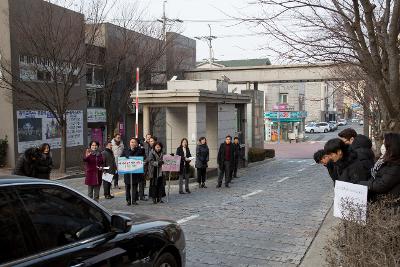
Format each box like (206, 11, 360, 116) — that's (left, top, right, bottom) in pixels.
(148, 142, 166, 204)
(338, 128, 374, 179)
(35, 143, 53, 179)
(13, 147, 41, 177)
(359, 133, 400, 201)
(324, 138, 369, 184)
(195, 137, 209, 188)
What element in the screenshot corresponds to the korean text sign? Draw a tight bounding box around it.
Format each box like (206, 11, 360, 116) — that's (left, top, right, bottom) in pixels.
(117, 157, 144, 174)
(162, 155, 181, 172)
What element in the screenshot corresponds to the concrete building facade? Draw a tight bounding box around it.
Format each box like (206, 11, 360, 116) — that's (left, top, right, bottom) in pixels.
(185, 64, 344, 141)
(0, 0, 87, 168)
(137, 79, 263, 168)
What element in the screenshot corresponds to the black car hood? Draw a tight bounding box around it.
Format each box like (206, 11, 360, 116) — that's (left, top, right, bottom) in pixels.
(112, 210, 176, 227)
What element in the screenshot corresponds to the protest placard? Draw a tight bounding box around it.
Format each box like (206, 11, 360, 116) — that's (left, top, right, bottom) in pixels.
(162, 155, 181, 172)
(334, 181, 368, 223)
(117, 156, 144, 174)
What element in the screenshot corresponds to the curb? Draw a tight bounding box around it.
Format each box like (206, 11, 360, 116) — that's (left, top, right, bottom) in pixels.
(299, 202, 334, 266)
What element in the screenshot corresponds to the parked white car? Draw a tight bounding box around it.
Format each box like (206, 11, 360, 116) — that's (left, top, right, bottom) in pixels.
(305, 122, 330, 133)
(338, 119, 348, 126)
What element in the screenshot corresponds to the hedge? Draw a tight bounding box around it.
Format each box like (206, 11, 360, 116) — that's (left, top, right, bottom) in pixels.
(0, 136, 8, 167)
(248, 147, 275, 163)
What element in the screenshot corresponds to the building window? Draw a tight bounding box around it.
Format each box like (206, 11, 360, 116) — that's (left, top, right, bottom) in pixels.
(279, 93, 288, 104)
(37, 70, 52, 81)
(87, 89, 105, 108)
(86, 65, 104, 87)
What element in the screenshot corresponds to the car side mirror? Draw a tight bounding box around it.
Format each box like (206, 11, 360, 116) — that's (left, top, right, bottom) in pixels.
(111, 214, 132, 233)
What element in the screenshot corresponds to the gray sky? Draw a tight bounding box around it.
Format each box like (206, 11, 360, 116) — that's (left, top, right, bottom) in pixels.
(134, 0, 275, 63)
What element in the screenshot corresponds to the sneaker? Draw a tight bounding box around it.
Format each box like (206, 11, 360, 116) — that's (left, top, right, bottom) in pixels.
(225, 184, 230, 188)
(216, 184, 221, 188)
(126, 201, 131, 206)
(132, 202, 138, 205)
(202, 183, 207, 188)
(179, 191, 185, 194)
(186, 190, 191, 194)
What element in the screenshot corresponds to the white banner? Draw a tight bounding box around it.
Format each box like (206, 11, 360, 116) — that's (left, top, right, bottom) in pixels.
(334, 181, 368, 223)
(87, 108, 106, 123)
(17, 110, 84, 153)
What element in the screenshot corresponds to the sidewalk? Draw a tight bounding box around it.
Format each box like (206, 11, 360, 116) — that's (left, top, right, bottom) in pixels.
(0, 166, 84, 180)
(300, 205, 339, 267)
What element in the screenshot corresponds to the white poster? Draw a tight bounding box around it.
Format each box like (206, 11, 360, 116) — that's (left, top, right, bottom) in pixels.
(334, 181, 368, 223)
(17, 110, 83, 153)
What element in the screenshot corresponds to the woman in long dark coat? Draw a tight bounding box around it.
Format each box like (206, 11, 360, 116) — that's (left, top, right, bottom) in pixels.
(35, 143, 53, 179)
(195, 137, 209, 188)
(123, 138, 145, 206)
(176, 138, 192, 194)
(83, 141, 104, 202)
(148, 142, 166, 204)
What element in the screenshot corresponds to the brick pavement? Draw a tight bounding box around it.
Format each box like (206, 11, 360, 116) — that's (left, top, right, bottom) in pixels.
(60, 158, 333, 267)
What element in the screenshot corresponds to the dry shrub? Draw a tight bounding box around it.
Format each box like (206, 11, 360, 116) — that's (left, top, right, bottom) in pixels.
(325, 197, 400, 267)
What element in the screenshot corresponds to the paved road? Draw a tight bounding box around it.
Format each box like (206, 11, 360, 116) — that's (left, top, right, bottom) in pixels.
(60, 158, 333, 267)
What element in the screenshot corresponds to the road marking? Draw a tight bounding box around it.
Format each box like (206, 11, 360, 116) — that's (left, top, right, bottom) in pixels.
(298, 168, 305, 172)
(241, 190, 263, 199)
(277, 176, 291, 183)
(297, 160, 306, 163)
(310, 163, 316, 166)
(177, 214, 200, 224)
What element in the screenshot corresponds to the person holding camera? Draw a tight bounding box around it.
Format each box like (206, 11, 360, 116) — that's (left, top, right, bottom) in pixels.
(148, 142, 166, 204)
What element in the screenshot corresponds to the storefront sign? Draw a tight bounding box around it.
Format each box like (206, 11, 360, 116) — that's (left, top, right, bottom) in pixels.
(272, 104, 295, 111)
(117, 156, 144, 174)
(334, 181, 368, 223)
(162, 155, 181, 172)
(264, 111, 307, 122)
(87, 108, 107, 123)
(17, 110, 83, 153)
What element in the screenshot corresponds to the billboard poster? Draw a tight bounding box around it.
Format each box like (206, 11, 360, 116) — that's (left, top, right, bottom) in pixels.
(17, 110, 84, 153)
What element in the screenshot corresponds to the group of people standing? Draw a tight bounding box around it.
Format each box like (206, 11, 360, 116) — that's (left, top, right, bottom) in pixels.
(314, 128, 400, 202)
(83, 132, 243, 204)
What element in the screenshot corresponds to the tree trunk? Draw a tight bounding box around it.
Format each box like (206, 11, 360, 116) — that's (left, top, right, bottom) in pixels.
(363, 103, 370, 137)
(59, 120, 67, 174)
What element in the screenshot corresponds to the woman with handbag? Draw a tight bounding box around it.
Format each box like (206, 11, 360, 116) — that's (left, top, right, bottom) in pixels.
(148, 142, 166, 204)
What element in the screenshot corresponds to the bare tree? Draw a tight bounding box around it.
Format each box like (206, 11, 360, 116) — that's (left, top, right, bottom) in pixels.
(97, 9, 184, 138)
(0, 0, 111, 172)
(245, 0, 400, 134)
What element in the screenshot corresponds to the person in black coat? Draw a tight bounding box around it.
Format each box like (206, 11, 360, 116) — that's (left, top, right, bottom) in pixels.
(359, 133, 400, 201)
(122, 138, 145, 206)
(338, 128, 375, 180)
(13, 147, 41, 177)
(231, 137, 241, 178)
(195, 137, 209, 188)
(217, 135, 235, 188)
(35, 143, 53, 179)
(313, 149, 337, 183)
(324, 138, 369, 184)
(176, 138, 192, 194)
(102, 140, 117, 199)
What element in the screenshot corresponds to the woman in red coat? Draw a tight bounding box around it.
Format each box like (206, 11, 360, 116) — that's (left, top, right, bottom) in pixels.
(83, 141, 104, 202)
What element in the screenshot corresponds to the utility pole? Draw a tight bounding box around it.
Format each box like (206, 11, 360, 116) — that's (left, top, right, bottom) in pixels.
(195, 24, 217, 68)
(157, 0, 182, 78)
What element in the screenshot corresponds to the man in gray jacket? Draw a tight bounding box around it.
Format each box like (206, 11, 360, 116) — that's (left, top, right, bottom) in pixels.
(111, 133, 124, 188)
(140, 133, 153, 200)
